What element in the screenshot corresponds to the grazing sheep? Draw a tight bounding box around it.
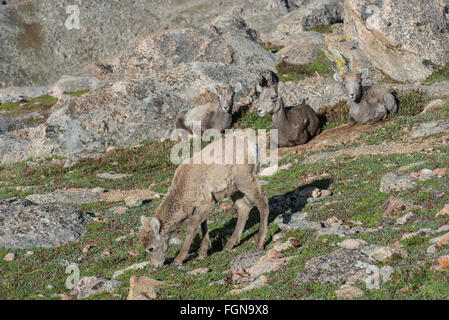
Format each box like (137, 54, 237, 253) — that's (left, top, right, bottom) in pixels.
(175, 84, 241, 135)
(139, 132, 269, 267)
(333, 69, 398, 125)
(256, 75, 321, 147)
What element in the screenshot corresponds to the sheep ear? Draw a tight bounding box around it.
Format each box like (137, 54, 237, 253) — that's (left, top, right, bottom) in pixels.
(141, 216, 153, 232)
(150, 217, 161, 236)
(333, 73, 343, 83)
(362, 68, 369, 80)
(256, 84, 263, 94)
(210, 86, 217, 95)
(303, 118, 309, 126)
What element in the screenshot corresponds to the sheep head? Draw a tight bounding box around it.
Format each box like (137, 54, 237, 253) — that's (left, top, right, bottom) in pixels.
(334, 69, 369, 102)
(257, 84, 281, 117)
(139, 216, 169, 267)
(211, 83, 240, 113)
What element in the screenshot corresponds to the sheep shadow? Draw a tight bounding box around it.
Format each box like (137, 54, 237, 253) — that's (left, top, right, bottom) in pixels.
(188, 178, 333, 257)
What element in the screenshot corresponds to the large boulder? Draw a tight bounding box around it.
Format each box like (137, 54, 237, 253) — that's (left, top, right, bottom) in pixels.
(0, 15, 278, 164)
(0, 0, 295, 88)
(261, 0, 342, 44)
(0, 116, 32, 133)
(275, 32, 325, 65)
(344, 0, 449, 82)
(0, 198, 92, 249)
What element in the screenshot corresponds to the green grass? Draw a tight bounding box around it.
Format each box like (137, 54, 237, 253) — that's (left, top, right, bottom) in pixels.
(64, 90, 91, 97)
(234, 110, 273, 130)
(423, 62, 449, 86)
(0, 94, 58, 123)
(317, 101, 350, 130)
(1, 105, 449, 300)
(276, 50, 332, 82)
(307, 24, 333, 34)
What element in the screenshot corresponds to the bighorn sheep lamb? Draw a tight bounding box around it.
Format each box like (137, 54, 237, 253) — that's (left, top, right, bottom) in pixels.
(175, 83, 241, 135)
(139, 132, 269, 267)
(256, 74, 321, 147)
(333, 69, 398, 125)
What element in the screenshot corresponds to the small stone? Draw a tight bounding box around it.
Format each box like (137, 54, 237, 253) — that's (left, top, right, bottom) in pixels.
(262, 249, 285, 261)
(25, 251, 34, 256)
(258, 165, 279, 177)
(4, 253, 15, 261)
(102, 250, 112, 256)
(75, 276, 122, 299)
(427, 245, 437, 254)
(112, 206, 127, 214)
(127, 276, 164, 300)
(338, 239, 368, 250)
(229, 275, 268, 295)
(272, 238, 296, 252)
(81, 246, 90, 254)
(383, 196, 421, 221)
(370, 247, 407, 262)
(47, 285, 54, 289)
(97, 173, 131, 180)
(127, 250, 139, 257)
(429, 232, 449, 246)
(272, 232, 284, 242)
(92, 187, 105, 193)
(369, 247, 394, 262)
(188, 268, 210, 275)
(115, 236, 127, 242)
(320, 190, 332, 198)
(112, 261, 151, 279)
(436, 204, 449, 218)
(335, 285, 364, 300)
(380, 172, 416, 193)
(219, 201, 233, 210)
(396, 212, 414, 225)
(125, 196, 143, 208)
(431, 255, 449, 271)
(312, 188, 321, 199)
(325, 216, 343, 227)
(60, 295, 73, 300)
(380, 266, 394, 282)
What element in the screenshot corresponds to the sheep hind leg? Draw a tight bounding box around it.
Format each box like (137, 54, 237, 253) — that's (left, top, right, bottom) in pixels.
(224, 192, 251, 251)
(237, 181, 269, 250)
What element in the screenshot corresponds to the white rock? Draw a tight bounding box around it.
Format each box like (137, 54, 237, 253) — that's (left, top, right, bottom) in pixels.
(258, 165, 279, 177)
(396, 212, 414, 225)
(335, 285, 364, 299)
(338, 239, 368, 250)
(4, 253, 15, 261)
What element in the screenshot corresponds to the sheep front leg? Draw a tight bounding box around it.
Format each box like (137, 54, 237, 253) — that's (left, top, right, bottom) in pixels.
(224, 192, 251, 251)
(174, 217, 201, 265)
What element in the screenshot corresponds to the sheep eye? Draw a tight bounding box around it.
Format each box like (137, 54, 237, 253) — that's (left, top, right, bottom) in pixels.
(270, 96, 277, 101)
(147, 248, 154, 253)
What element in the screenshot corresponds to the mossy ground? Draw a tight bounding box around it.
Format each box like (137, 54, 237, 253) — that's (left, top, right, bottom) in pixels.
(0, 94, 58, 124)
(276, 50, 332, 82)
(0, 97, 448, 300)
(424, 62, 449, 86)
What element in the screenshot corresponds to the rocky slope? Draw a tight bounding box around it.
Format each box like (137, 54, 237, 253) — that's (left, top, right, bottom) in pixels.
(0, 0, 299, 88)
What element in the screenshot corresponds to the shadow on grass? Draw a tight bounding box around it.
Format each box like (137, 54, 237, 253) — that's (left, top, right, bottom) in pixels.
(185, 178, 333, 258)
